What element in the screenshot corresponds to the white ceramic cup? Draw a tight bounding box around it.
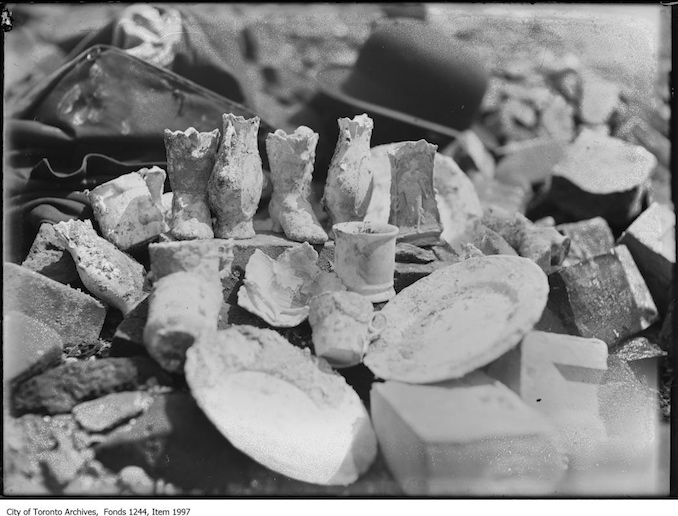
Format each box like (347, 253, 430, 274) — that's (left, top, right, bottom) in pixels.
(332, 221, 399, 303)
(308, 291, 388, 368)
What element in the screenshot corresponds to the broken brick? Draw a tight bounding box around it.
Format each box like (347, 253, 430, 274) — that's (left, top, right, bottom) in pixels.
(617, 202, 675, 314)
(11, 357, 173, 416)
(540, 245, 658, 346)
(4, 263, 107, 347)
(20, 223, 79, 285)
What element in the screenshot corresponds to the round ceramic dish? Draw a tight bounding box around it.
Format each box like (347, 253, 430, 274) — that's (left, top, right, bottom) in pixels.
(363, 255, 549, 383)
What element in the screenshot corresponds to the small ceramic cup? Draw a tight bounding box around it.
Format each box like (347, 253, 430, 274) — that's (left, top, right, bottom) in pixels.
(332, 221, 399, 303)
(308, 291, 387, 368)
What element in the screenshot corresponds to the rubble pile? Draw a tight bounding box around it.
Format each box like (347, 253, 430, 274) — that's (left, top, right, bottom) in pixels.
(3, 4, 672, 498)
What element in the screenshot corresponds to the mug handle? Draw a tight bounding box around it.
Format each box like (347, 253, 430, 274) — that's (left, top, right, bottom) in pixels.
(368, 312, 388, 339)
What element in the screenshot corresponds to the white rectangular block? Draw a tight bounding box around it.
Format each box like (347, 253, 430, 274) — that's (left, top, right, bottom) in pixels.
(370, 371, 567, 496)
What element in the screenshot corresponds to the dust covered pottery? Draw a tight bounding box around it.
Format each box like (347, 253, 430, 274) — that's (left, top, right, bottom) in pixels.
(184, 325, 377, 485)
(363, 255, 549, 383)
(237, 242, 345, 327)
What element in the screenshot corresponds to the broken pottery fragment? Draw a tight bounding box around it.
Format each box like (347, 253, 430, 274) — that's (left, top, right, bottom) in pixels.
(144, 240, 230, 373)
(237, 242, 345, 327)
(388, 140, 442, 246)
(486, 331, 608, 468)
(481, 209, 570, 272)
(549, 129, 656, 229)
(308, 291, 386, 369)
(367, 144, 482, 247)
(323, 114, 374, 228)
(371, 371, 567, 496)
(471, 224, 518, 257)
(395, 243, 436, 264)
(364, 255, 549, 383)
(208, 114, 263, 240)
(21, 223, 79, 284)
(88, 167, 167, 251)
(52, 219, 147, 315)
(432, 153, 483, 248)
(72, 391, 154, 433)
(184, 325, 378, 486)
(617, 202, 675, 314)
(164, 127, 220, 240)
(333, 221, 398, 303)
(556, 217, 615, 267)
(441, 129, 496, 181)
(540, 245, 658, 346)
(266, 126, 328, 244)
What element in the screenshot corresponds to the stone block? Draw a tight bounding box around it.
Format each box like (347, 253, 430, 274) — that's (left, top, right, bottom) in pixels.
(486, 331, 608, 467)
(3, 311, 63, 389)
(549, 129, 656, 229)
(541, 245, 658, 346)
(11, 357, 173, 416)
(617, 202, 675, 314)
(20, 223, 79, 284)
(4, 263, 107, 347)
(556, 217, 615, 267)
(370, 371, 567, 496)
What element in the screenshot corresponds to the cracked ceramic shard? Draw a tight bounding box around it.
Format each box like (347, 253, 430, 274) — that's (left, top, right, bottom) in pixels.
(364, 255, 549, 384)
(323, 114, 374, 228)
(433, 153, 483, 247)
(367, 144, 483, 247)
(237, 242, 345, 328)
(266, 126, 328, 244)
(184, 325, 377, 485)
(388, 140, 442, 246)
(144, 271, 222, 373)
(164, 127, 220, 240)
(88, 167, 167, 251)
(148, 239, 234, 283)
(549, 129, 656, 228)
(208, 114, 264, 240)
(52, 219, 147, 315)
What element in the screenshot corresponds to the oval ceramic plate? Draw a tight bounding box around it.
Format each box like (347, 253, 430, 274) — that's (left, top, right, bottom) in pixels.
(363, 255, 549, 383)
(185, 325, 377, 486)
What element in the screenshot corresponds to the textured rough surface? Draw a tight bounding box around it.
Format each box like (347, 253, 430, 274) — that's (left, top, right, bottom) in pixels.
(144, 272, 222, 373)
(208, 114, 264, 239)
(11, 357, 173, 415)
(4, 262, 107, 346)
(323, 114, 374, 228)
(21, 223, 79, 284)
(3, 311, 63, 388)
(539, 245, 658, 346)
(371, 372, 567, 495)
(185, 326, 377, 485)
(388, 140, 442, 246)
(486, 331, 608, 468)
(52, 219, 148, 315)
(266, 126, 328, 243)
(164, 127, 220, 240)
(365, 255, 549, 383)
(395, 243, 435, 264)
(88, 168, 167, 251)
(556, 217, 616, 267)
(549, 129, 656, 228)
(617, 202, 675, 314)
